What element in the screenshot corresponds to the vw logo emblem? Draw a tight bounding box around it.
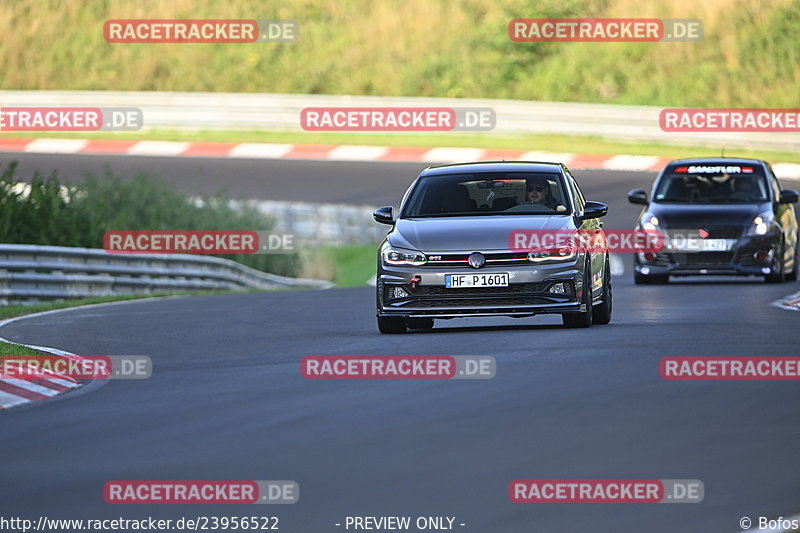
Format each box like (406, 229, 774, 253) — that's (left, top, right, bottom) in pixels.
(468, 252, 485, 269)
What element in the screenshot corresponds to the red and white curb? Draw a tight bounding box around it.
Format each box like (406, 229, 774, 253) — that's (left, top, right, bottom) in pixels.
(0, 334, 81, 410)
(0, 298, 172, 411)
(2, 138, 799, 178)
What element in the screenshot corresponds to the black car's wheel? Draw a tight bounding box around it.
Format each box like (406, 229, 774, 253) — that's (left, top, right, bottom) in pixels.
(765, 243, 786, 283)
(563, 261, 593, 328)
(634, 271, 668, 285)
(407, 318, 434, 330)
(592, 257, 612, 325)
(377, 316, 407, 334)
(786, 235, 799, 282)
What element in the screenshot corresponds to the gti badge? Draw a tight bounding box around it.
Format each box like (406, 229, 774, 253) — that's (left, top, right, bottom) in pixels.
(468, 252, 486, 269)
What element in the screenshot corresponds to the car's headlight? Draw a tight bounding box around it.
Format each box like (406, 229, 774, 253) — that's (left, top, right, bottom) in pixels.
(382, 247, 427, 266)
(748, 211, 774, 236)
(640, 212, 659, 231)
(527, 249, 576, 263)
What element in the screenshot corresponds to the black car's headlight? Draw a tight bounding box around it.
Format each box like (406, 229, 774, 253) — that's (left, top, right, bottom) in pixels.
(747, 211, 774, 236)
(382, 246, 427, 266)
(640, 212, 660, 231)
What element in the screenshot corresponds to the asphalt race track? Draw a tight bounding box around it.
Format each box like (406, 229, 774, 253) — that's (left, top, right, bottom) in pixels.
(0, 154, 798, 533)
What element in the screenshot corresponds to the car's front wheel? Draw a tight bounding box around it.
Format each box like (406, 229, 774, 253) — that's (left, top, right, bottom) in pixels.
(377, 316, 407, 334)
(562, 262, 593, 328)
(786, 235, 798, 282)
(765, 242, 786, 283)
(592, 257, 612, 325)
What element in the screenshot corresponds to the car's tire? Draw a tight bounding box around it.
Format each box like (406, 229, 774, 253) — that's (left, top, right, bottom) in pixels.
(562, 261, 593, 328)
(377, 316, 407, 334)
(407, 318, 434, 330)
(592, 258, 612, 325)
(634, 271, 668, 285)
(765, 243, 786, 283)
(786, 235, 798, 282)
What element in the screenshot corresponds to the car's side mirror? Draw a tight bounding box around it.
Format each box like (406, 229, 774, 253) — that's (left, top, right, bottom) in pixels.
(627, 189, 648, 205)
(779, 189, 799, 204)
(373, 206, 395, 225)
(579, 201, 608, 220)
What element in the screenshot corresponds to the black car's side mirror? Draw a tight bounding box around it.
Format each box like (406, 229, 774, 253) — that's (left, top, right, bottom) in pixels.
(579, 201, 608, 220)
(373, 206, 395, 225)
(779, 189, 799, 204)
(627, 189, 648, 205)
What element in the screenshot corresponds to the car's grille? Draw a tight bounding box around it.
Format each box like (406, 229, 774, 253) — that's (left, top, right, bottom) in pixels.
(672, 252, 734, 266)
(414, 297, 552, 308)
(415, 282, 552, 295)
(424, 252, 530, 267)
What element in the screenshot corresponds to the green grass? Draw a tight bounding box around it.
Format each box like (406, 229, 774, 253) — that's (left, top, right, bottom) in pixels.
(299, 245, 376, 287)
(3, 129, 800, 164)
(326, 245, 377, 287)
(0, 342, 48, 356)
(1, 0, 798, 107)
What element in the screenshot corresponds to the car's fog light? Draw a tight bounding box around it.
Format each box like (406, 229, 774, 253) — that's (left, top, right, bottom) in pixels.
(551, 283, 566, 294)
(390, 287, 410, 299)
(753, 250, 771, 263)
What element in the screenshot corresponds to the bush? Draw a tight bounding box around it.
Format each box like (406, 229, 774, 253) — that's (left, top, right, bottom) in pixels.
(0, 162, 301, 277)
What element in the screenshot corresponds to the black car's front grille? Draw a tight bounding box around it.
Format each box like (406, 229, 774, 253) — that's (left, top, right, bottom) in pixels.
(671, 252, 734, 266)
(415, 282, 552, 295)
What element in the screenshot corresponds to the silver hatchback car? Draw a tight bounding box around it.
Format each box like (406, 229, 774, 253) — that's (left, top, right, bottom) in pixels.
(373, 161, 611, 333)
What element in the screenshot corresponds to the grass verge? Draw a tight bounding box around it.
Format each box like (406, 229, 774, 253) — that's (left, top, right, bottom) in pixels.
(301, 245, 376, 288)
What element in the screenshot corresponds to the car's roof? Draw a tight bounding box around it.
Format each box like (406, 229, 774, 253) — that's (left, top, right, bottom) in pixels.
(419, 161, 565, 177)
(666, 157, 768, 166)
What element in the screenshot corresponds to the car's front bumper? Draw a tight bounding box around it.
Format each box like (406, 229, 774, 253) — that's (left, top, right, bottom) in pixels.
(377, 260, 585, 318)
(634, 231, 782, 277)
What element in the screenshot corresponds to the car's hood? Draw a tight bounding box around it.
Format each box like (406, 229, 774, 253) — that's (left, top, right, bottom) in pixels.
(648, 202, 767, 227)
(389, 216, 574, 252)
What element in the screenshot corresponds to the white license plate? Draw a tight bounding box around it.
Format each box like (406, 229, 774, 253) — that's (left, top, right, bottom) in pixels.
(669, 238, 734, 252)
(445, 273, 509, 288)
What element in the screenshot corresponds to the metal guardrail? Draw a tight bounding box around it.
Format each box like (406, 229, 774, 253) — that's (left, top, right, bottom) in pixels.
(1, 91, 798, 152)
(246, 199, 389, 246)
(0, 244, 332, 304)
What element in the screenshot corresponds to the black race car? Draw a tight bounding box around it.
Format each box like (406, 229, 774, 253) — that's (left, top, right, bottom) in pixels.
(628, 157, 798, 283)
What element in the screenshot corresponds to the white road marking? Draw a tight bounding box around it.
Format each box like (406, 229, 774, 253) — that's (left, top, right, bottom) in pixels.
(228, 143, 294, 158)
(328, 145, 389, 160)
(24, 139, 87, 153)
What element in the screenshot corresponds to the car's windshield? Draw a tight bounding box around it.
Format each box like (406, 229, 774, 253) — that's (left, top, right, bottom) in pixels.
(653, 165, 769, 204)
(401, 172, 571, 218)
